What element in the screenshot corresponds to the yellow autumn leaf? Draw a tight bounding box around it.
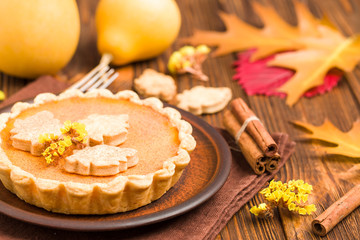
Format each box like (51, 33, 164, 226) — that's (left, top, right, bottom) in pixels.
(182, 1, 322, 61)
(293, 119, 360, 158)
(269, 35, 360, 106)
(298, 19, 344, 50)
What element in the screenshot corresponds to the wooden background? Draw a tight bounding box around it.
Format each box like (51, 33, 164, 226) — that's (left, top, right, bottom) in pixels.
(1, 0, 360, 239)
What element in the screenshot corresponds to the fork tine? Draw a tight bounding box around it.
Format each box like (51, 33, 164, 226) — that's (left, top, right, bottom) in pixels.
(69, 63, 106, 90)
(87, 68, 115, 91)
(98, 71, 119, 89)
(69, 53, 113, 91)
(79, 65, 110, 92)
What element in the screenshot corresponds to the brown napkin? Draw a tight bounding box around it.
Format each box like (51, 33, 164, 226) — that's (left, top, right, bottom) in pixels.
(0, 76, 296, 240)
(0, 75, 69, 110)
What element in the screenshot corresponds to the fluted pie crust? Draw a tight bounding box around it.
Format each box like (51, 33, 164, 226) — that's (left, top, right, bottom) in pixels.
(0, 89, 196, 214)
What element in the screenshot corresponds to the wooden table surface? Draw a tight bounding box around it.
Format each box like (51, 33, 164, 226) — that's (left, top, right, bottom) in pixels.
(1, 0, 360, 239)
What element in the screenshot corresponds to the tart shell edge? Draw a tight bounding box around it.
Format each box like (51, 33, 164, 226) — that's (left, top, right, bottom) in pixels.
(0, 89, 196, 214)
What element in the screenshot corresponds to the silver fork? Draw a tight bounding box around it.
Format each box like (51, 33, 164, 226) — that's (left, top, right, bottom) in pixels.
(69, 53, 119, 92)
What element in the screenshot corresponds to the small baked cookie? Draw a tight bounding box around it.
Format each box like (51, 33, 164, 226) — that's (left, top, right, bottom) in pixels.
(79, 114, 129, 146)
(176, 86, 232, 115)
(134, 69, 177, 102)
(64, 145, 138, 176)
(10, 111, 62, 155)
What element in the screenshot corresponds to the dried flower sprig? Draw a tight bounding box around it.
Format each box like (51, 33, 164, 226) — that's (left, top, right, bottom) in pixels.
(250, 180, 316, 217)
(39, 121, 88, 164)
(40, 135, 72, 164)
(0, 90, 5, 101)
(168, 45, 210, 81)
(61, 121, 88, 145)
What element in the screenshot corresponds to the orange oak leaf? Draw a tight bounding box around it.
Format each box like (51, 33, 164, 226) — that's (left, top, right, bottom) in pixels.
(268, 24, 360, 106)
(183, 1, 360, 106)
(293, 119, 360, 158)
(270, 35, 360, 106)
(182, 1, 322, 61)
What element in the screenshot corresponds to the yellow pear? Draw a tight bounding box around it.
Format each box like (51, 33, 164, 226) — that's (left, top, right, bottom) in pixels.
(96, 0, 181, 65)
(0, 0, 80, 78)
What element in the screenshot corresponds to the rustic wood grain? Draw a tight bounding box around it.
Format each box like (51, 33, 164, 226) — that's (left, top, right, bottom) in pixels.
(1, 0, 360, 239)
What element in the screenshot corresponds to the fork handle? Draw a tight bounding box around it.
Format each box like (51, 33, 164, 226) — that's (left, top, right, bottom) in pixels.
(100, 53, 113, 66)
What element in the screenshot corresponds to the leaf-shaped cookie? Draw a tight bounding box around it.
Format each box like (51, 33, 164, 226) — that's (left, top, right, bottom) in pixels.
(10, 111, 61, 156)
(176, 86, 232, 115)
(64, 145, 138, 176)
(79, 114, 129, 146)
(293, 119, 360, 158)
(134, 69, 177, 102)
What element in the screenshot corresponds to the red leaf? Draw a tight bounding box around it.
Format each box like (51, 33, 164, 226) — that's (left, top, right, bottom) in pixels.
(233, 49, 342, 98)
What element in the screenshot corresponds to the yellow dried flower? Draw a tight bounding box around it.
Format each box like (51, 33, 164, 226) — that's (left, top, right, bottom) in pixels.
(63, 136, 73, 146)
(260, 188, 270, 195)
(38, 134, 48, 144)
(58, 146, 66, 155)
(0, 91, 5, 101)
(45, 155, 53, 164)
(61, 120, 72, 134)
(288, 202, 296, 211)
(305, 204, 317, 214)
(50, 143, 57, 150)
(167, 45, 210, 81)
(196, 44, 210, 54)
(61, 121, 88, 144)
(168, 51, 182, 73)
(40, 121, 88, 164)
(182, 60, 192, 69)
(250, 203, 268, 216)
(39, 133, 58, 144)
(297, 207, 307, 215)
(179, 46, 195, 56)
(58, 136, 72, 149)
(250, 180, 316, 217)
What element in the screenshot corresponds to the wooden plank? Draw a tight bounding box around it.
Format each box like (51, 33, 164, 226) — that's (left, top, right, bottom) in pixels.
(212, 0, 360, 239)
(1, 0, 360, 239)
(263, 1, 360, 239)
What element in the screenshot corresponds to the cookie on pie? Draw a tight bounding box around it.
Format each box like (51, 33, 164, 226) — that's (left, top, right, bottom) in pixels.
(79, 114, 129, 146)
(64, 145, 138, 176)
(10, 111, 62, 156)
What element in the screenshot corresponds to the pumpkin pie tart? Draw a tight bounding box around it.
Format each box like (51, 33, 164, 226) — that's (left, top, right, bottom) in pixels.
(0, 89, 196, 214)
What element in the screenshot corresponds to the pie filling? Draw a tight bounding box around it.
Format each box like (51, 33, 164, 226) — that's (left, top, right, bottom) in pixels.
(0, 97, 180, 184)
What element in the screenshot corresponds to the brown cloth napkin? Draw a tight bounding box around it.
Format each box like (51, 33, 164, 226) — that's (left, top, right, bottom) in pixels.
(0, 75, 70, 110)
(0, 76, 296, 240)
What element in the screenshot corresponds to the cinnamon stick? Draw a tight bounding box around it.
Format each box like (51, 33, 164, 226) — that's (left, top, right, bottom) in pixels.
(230, 98, 277, 157)
(265, 153, 280, 173)
(312, 184, 360, 236)
(223, 110, 266, 174)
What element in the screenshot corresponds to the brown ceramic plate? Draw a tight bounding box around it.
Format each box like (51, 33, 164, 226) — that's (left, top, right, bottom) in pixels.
(0, 100, 231, 231)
